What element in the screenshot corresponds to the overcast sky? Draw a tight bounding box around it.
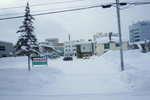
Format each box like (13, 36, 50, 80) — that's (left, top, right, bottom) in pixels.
(0, 0, 150, 44)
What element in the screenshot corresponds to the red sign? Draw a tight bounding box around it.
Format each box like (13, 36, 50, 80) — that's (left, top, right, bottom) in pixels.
(33, 58, 47, 62)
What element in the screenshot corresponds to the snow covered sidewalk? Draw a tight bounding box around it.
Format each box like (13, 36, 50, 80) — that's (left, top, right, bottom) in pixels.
(47, 57, 130, 95)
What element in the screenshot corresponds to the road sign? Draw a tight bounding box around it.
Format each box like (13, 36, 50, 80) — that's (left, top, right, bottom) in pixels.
(32, 58, 48, 66)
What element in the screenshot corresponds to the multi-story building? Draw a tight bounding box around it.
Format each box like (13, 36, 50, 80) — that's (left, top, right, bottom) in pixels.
(76, 40, 95, 58)
(39, 39, 64, 58)
(129, 21, 150, 43)
(64, 40, 78, 56)
(45, 38, 59, 46)
(64, 39, 95, 58)
(0, 41, 13, 58)
(39, 43, 61, 59)
(38, 41, 53, 46)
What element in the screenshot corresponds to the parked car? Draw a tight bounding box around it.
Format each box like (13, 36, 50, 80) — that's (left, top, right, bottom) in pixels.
(63, 56, 73, 61)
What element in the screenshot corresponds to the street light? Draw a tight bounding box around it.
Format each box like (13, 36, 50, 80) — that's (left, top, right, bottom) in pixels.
(102, 0, 126, 71)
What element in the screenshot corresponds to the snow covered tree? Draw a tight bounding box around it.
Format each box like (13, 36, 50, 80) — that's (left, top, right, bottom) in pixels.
(15, 2, 40, 56)
(14, 2, 40, 70)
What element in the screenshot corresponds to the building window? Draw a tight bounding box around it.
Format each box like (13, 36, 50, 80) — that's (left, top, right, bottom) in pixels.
(135, 39, 140, 42)
(72, 45, 76, 47)
(134, 32, 139, 35)
(0, 46, 6, 51)
(2, 54, 7, 57)
(142, 23, 147, 26)
(134, 29, 139, 32)
(130, 30, 133, 33)
(135, 36, 140, 38)
(83, 47, 85, 50)
(116, 43, 120, 47)
(104, 43, 110, 49)
(73, 49, 76, 51)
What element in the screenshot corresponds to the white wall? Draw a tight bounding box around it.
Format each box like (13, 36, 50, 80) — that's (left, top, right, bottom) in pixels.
(64, 40, 78, 56)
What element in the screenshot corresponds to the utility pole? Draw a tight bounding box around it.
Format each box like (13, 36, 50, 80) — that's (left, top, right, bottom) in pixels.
(116, 0, 124, 71)
(28, 54, 31, 71)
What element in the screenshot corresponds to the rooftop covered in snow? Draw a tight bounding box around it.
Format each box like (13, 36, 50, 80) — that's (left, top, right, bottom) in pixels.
(96, 37, 128, 43)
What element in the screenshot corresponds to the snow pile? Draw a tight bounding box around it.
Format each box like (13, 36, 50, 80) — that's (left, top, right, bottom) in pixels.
(0, 57, 62, 90)
(101, 50, 150, 93)
(48, 56, 128, 94)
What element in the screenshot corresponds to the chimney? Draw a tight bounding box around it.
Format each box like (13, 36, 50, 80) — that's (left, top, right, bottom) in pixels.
(109, 32, 112, 42)
(69, 34, 70, 41)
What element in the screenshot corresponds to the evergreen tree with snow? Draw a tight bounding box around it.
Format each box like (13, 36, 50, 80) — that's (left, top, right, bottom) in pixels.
(14, 2, 40, 70)
(15, 2, 40, 57)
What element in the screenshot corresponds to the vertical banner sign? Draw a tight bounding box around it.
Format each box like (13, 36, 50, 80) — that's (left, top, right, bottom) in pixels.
(32, 58, 48, 66)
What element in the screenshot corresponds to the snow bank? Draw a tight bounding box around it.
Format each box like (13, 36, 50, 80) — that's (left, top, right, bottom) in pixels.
(101, 50, 150, 93)
(48, 56, 130, 95)
(0, 57, 62, 90)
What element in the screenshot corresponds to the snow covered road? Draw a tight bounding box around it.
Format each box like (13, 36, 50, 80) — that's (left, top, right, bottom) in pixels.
(1, 93, 150, 100)
(0, 50, 150, 100)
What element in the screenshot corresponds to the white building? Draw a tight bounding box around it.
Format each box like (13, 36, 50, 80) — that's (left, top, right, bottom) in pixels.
(76, 40, 95, 58)
(45, 38, 59, 46)
(38, 41, 53, 46)
(38, 43, 61, 59)
(95, 37, 128, 56)
(93, 32, 118, 41)
(64, 40, 78, 56)
(39, 39, 64, 58)
(94, 33, 128, 56)
(129, 21, 150, 43)
(64, 39, 95, 57)
(0, 41, 13, 57)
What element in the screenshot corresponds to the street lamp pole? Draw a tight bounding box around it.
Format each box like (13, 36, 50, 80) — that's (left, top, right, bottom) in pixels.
(116, 0, 124, 71)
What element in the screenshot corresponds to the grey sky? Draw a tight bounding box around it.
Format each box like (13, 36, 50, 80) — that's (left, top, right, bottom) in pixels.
(0, 0, 150, 44)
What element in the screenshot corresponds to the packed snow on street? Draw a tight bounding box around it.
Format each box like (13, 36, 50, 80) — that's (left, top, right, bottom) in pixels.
(0, 50, 150, 100)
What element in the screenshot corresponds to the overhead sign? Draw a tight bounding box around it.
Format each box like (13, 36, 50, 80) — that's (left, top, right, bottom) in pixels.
(32, 58, 48, 66)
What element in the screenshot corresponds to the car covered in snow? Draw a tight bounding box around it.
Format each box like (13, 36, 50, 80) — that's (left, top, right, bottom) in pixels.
(63, 56, 73, 61)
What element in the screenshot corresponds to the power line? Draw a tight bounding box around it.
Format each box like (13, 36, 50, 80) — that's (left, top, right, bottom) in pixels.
(0, 1, 150, 21)
(0, 1, 149, 11)
(132, 1, 150, 5)
(0, 0, 86, 10)
(30, 0, 86, 7)
(0, 4, 101, 20)
(103, 1, 150, 10)
(122, 2, 150, 10)
(33, 5, 101, 16)
(0, 15, 24, 20)
(0, 3, 99, 17)
(0, 1, 149, 16)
